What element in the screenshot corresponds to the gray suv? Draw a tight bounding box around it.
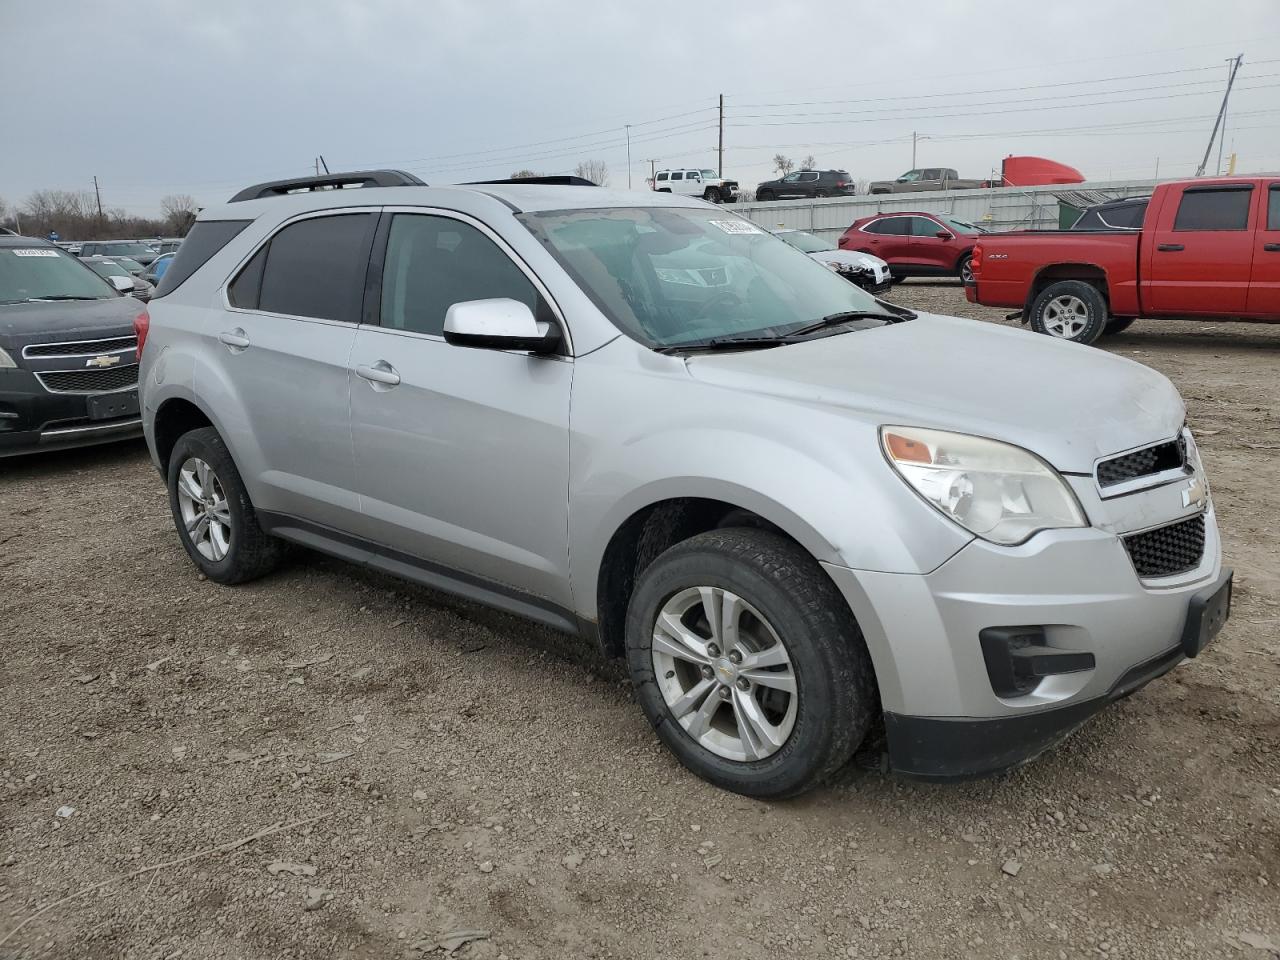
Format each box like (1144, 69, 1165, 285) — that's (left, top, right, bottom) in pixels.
(140, 170, 1231, 797)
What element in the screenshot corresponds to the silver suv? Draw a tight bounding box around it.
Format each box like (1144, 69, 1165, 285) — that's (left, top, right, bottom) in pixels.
(140, 170, 1231, 797)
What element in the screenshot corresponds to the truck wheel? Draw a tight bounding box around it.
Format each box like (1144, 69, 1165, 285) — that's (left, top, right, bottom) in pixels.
(755, 190, 772, 202)
(167, 427, 284, 584)
(625, 528, 877, 798)
(703, 187, 722, 204)
(1029, 280, 1109, 345)
(1101, 317, 1136, 336)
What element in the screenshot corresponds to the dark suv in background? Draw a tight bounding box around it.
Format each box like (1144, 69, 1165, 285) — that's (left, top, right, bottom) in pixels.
(79, 240, 160, 266)
(0, 237, 146, 456)
(754, 169, 855, 202)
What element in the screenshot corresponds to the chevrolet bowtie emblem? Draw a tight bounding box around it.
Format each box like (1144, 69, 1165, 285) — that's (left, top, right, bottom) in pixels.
(1182, 475, 1208, 511)
(85, 355, 121, 368)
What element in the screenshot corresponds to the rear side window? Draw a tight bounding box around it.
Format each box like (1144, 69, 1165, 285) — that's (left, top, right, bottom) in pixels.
(155, 219, 251, 296)
(378, 213, 543, 336)
(1269, 187, 1280, 231)
(866, 218, 908, 236)
(227, 246, 268, 309)
(671, 172, 683, 181)
(1173, 188, 1251, 231)
(251, 213, 376, 323)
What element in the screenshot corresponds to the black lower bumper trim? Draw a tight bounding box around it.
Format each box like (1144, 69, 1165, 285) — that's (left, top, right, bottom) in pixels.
(885, 645, 1188, 781)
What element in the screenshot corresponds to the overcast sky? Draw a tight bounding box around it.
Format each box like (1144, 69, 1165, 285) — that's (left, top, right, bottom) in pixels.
(2, 0, 1278, 217)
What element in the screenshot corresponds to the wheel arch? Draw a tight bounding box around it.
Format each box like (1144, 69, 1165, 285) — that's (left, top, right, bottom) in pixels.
(1025, 263, 1111, 312)
(152, 395, 217, 476)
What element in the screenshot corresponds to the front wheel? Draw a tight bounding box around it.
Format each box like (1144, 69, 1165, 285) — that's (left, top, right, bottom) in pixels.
(626, 528, 877, 798)
(703, 187, 722, 204)
(167, 427, 284, 584)
(1029, 280, 1109, 345)
(755, 191, 772, 202)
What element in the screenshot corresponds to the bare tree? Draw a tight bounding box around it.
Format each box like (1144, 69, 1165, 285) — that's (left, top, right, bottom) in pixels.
(19, 188, 167, 240)
(772, 154, 794, 176)
(855, 178, 870, 195)
(508, 169, 541, 179)
(574, 160, 609, 186)
(160, 194, 199, 236)
(801, 155, 816, 171)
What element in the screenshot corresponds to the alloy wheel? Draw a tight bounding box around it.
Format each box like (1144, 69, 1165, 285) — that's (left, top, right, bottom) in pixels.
(176, 456, 232, 561)
(1042, 294, 1090, 339)
(960, 259, 974, 283)
(651, 586, 798, 762)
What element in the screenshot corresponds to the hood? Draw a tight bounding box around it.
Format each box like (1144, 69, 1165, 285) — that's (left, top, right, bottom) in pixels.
(684, 313, 1183, 473)
(0, 297, 141, 351)
(808, 250, 887, 271)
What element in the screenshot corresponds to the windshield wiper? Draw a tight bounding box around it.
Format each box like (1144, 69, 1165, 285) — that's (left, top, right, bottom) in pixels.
(784, 310, 895, 338)
(30, 295, 104, 301)
(654, 335, 799, 354)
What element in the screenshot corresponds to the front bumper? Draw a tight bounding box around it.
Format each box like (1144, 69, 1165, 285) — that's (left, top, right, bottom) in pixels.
(0, 369, 142, 457)
(822, 507, 1226, 779)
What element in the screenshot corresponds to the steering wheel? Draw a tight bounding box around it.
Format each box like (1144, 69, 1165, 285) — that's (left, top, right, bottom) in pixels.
(692, 290, 743, 322)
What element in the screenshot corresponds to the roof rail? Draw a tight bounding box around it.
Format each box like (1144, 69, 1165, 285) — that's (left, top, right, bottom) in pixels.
(228, 170, 427, 203)
(465, 175, 598, 187)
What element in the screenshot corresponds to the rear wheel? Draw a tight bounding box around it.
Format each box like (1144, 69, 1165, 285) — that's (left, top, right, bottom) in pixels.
(756, 190, 773, 202)
(703, 187, 722, 204)
(814, 190, 829, 199)
(167, 427, 283, 584)
(626, 528, 877, 798)
(1029, 280, 1109, 345)
(958, 254, 974, 284)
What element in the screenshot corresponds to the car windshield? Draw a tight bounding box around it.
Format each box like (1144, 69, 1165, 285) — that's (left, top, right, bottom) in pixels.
(936, 214, 985, 234)
(86, 259, 130, 279)
(152, 254, 175, 276)
(97, 241, 153, 257)
(114, 257, 144, 272)
(897, 170, 923, 182)
(520, 207, 894, 349)
(699, 169, 717, 178)
(0, 246, 115, 302)
(777, 231, 835, 254)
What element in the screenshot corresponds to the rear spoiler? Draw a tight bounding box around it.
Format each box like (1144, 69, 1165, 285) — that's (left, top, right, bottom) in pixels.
(229, 170, 426, 202)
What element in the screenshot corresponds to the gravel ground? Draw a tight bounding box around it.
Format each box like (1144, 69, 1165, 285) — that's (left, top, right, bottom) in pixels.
(1, 282, 1278, 960)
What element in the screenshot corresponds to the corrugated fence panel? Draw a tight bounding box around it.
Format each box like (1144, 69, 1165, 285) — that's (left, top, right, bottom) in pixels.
(735, 178, 1159, 240)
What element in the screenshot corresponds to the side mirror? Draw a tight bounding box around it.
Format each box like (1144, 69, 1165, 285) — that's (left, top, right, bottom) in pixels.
(443, 298, 560, 354)
(107, 275, 134, 293)
(935, 231, 954, 240)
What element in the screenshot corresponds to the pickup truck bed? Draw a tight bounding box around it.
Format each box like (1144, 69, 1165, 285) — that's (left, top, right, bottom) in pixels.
(967, 177, 1280, 344)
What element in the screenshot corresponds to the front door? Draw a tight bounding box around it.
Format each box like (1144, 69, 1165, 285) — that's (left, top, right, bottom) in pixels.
(906, 215, 953, 272)
(1245, 183, 1280, 316)
(347, 210, 574, 609)
(1145, 183, 1256, 315)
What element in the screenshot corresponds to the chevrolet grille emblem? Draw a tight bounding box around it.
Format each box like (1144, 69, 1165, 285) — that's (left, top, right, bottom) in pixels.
(1182, 476, 1208, 511)
(85, 355, 121, 368)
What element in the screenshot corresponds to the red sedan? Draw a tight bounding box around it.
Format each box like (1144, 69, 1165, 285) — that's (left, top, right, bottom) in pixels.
(838, 212, 985, 283)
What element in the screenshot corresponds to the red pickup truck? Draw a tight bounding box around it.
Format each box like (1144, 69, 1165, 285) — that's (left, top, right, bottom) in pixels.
(966, 177, 1280, 343)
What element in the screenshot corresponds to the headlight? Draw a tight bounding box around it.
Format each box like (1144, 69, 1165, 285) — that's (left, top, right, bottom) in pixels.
(0, 347, 16, 369)
(881, 426, 1086, 545)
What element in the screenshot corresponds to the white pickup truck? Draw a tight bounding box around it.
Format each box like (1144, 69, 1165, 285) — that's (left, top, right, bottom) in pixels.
(652, 168, 739, 204)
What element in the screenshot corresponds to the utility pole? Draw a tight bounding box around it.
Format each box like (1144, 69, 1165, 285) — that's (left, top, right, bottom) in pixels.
(718, 94, 724, 177)
(1216, 57, 1235, 175)
(92, 176, 104, 225)
(645, 158, 659, 186)
(625, 125, 632, 189)
(1196, 53, 1243, 177)
(315, 157, 320, 175)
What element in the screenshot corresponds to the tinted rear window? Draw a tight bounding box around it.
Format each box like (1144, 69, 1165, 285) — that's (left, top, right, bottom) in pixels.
(154, 219, 252, 297)
(256, 213, 376, 323)
(1173, 188, 1251, 231)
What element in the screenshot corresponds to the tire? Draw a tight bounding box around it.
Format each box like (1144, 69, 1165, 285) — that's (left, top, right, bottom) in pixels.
(958, 254, 974, 284)
(1028, 279, 1109, 345)
(814, 190, 829, 199)
(625, 528, 877, 798)
(703, 187, 722, 204)
(755, 191, 772, 202)
(166, 427, 284, 584)
(1101, 316, 1136, 336)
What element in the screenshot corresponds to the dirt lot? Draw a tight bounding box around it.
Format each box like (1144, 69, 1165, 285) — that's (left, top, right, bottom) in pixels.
(2, 283, 1278, 960)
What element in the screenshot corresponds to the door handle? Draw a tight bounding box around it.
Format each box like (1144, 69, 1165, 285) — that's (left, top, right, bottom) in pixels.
(1264, 243, 1280, 252)
(355, 361, 401, 387)
(1156, 243, 1185, 252)
(218, 328, 250, 350)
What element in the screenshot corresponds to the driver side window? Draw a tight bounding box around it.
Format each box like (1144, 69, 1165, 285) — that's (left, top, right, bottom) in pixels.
(782, 172, 801, 183)
(379, 214, 545, 336)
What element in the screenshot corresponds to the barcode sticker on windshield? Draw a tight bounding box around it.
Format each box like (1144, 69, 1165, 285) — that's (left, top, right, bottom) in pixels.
(12, 249, 60, 257)
(708, 220, 762, 235)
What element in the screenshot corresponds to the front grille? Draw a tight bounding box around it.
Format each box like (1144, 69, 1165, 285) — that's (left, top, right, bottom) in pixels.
(23, 336, 137, 358)
(1123, 514, 1205, 578)
(1097, 437, 1186, 487)
(36, 364, 139, 394)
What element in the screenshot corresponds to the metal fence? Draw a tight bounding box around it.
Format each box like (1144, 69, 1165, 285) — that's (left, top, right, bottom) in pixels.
(734, 178, 1160, 240)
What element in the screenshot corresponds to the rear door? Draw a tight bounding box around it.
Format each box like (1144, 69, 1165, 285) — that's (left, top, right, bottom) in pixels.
(218, 210, 376, 530)
(1144, 183, 1255, 314)
(859, 216, 912, 262)
(346, 209, 573, 608)
(1245, 182, 1280, 316)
